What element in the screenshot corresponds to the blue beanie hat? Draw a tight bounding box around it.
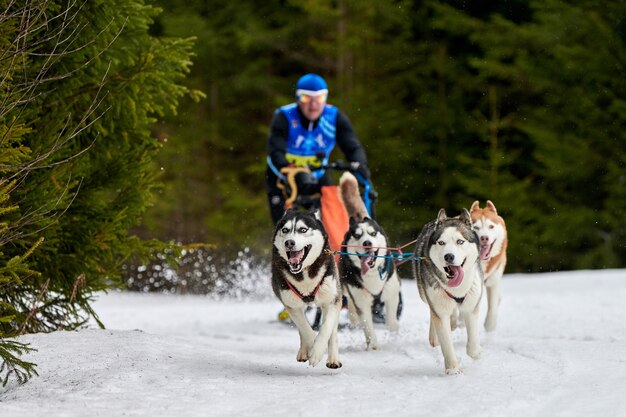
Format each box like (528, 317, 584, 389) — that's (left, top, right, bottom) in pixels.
(295, 74, 328, 94)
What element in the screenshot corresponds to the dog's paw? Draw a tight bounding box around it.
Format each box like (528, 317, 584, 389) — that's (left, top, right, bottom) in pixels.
(445, 367, 463, 376)
(387, 322, 400, 333)
(308, 345, 324, 367)
(326, 360, 342, 369)
(366, 342, 379, 351)
(429, 335, 439, 348)
(297, 345, 309, 362)
(484, 317, 497, 332)
(467, 345, 482, 360)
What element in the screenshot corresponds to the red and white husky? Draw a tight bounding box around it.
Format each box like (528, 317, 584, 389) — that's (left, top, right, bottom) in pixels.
(470, 200, 508, 332)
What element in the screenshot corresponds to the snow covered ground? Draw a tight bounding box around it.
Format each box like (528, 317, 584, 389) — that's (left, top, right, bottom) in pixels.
(1, 269, 625, 417)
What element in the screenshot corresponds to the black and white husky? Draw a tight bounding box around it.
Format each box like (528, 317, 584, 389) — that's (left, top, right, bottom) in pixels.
(271, 209, 343, 369)
(338, 172, 401, 350)
(412, 208, 483, 375)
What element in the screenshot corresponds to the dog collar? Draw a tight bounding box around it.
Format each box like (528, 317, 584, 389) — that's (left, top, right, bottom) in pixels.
(444, 289, 465, 304)
(362, 278, 388, 299)
(284, 275, 325, 303)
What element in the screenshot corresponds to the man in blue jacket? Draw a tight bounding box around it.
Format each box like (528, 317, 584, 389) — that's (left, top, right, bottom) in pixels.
(265, 73, 371, 224)
(267, 74, 385, 328)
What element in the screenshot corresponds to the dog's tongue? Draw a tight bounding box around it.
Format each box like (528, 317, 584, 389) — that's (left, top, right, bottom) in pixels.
(480, 244, 491, 260)
(447, 266, 464, 287)
(360, 256, 372, 274)
(288, 249, 304, 265)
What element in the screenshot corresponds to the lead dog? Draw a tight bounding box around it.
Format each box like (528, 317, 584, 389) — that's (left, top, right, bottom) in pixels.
(271, 209, 342, 368)
(413, 208, 483, 375)
(470, 200, 508, 331)
(338, 172, 401, 350)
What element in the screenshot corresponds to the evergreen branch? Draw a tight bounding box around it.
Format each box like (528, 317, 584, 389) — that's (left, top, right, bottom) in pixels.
(1, 61, 113, 177)
(0, 1, 85, 141)
(0, 1, 123, 147)
(0, 339, 38, 387)
(0, 176, 81, 247)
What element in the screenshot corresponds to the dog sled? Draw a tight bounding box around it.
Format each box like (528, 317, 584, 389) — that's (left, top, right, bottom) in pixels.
(274, 160, 402, 329)
(276, 160, 376, 257)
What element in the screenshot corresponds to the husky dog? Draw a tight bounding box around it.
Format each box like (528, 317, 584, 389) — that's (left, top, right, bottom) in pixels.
(338, 172, 401, 350)
(271, 209, 343, 368)
(470, 200, 508, 332)
(413, 208, 483, 375)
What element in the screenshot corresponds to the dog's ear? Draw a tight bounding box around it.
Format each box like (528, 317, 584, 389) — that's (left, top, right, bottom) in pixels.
(436, 208, 447, 224)
(349, 216, 358, 226)
(470, 200, 480, 212)
(277, 208, 293, 223)
(459, 208, 472, 226)
(486, 200, 498, 214)
(311, 208, 322, 221)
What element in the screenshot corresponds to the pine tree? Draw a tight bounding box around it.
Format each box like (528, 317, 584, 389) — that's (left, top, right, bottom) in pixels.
(129, 0, 625, 272)
(460, 0, 626, 270)
(0, 0, 196, 384)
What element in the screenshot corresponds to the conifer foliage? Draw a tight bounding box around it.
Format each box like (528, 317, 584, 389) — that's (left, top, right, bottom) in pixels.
(0, 0, 196, 385)
(146, 0, 625, 272)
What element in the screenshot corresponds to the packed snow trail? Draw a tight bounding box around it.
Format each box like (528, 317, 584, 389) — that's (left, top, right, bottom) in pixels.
(1, 270, 625, 417)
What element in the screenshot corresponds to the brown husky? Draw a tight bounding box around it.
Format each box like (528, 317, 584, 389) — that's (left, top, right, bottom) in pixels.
(470, 200, 508, 332)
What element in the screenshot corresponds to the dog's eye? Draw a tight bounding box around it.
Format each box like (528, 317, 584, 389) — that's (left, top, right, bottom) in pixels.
(437, 241, 445, 246)
(369, 231, 378, 237)
(489, 225, 495, 229)
(281, 227, 289, 234)
(354, 233, 362, 239)
(473, 226, 479, 230)
(298, 227, 308, 233)
(457, 239, 465, 245)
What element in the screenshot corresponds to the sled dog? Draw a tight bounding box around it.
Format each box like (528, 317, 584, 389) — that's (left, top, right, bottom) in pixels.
(271, 209, 342, 368)
(470, 200, 508, 331)
(412, 208, 483, 375)
(338, 172, 401, 350)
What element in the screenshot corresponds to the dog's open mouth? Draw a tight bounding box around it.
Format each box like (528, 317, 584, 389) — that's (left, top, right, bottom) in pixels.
(286, 244, 312, 274)
(480, 240, 495, 260)
(360, 248, 378, 274)
(444, 259, 466, 287)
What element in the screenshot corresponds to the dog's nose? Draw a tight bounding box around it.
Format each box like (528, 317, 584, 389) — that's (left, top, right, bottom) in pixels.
(284, 239, 295, 250)
(363, 240, 372, 248)
(444, 253, 455, 263)
(480, 235, 489, 244)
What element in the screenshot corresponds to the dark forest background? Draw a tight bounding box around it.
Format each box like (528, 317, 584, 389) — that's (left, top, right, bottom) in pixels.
(143, 0, 626, 273)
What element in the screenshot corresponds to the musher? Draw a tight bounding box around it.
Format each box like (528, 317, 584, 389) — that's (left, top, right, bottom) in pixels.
(266, 73, 390, 327)
(265, 73, 371, 224)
